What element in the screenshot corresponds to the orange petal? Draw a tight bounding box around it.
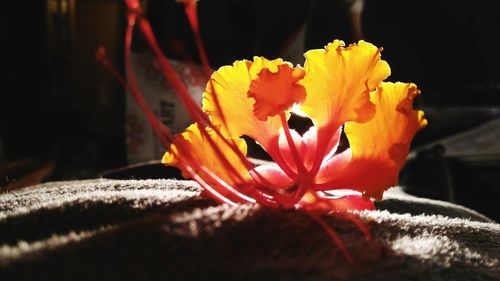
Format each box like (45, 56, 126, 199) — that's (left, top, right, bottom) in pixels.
(250, 163, 293, 190)
(203, 57, 288, 149)
(315, 82, 427, 200)
(299, 40, 391, 130)
(162, 123, 250, 187)
(248, 63, 306, 121)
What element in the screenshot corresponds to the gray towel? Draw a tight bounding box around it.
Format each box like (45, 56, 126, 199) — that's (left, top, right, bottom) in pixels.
(0, 179, 499, 280)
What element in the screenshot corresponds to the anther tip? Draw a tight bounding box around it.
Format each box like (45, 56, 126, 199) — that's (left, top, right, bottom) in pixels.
(95, 47, 107, 64)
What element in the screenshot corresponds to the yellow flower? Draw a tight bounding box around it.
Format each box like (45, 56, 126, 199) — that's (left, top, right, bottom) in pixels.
(162, 40, 426, 211)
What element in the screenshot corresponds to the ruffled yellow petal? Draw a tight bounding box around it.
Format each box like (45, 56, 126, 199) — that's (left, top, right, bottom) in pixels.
(162, 123, 249, 187)
(316, 82, 426, 200)
(248, 63, 306, 121)
(203, 57, 287, 148)
(299, 40, 391, 130)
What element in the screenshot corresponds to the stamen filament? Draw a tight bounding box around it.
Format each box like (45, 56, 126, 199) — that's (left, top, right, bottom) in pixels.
(105, 33, 240, 207)
(121, 7, 256, 206)
(308, 127, 337, 177)
(264, 141, 297, 179)
(314, 192, 372, 241)
(306, 212, 357, 267)
(247, 169, 296, 206)
(124, 8, 255, 187)
(124, 22, 174, 148)
(185, 166, 237, 206)
(131, 11, 256, 179)
(335, 212, 372, 241)
(199, 166, 256, 203)
(180, 1, 212, 79)
(279, 112, 307, 175)
(278, 112, 312, 208)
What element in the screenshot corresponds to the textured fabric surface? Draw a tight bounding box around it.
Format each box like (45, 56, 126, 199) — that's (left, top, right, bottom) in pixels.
(0, 179, 499, 281)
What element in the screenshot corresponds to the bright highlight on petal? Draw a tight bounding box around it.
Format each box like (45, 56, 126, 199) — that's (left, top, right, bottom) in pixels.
(202, 58, 285, 149)
(315, 82, 427, 200)
(140, 36, 426, 210)
(162, 123, 249, 188)
(300, 40, 391, 130)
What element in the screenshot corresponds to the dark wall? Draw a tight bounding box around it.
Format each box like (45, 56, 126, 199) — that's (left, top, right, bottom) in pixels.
(2, 1, 126, 179)
(2, 2, 51, 160)
(362, 0, 500, 106)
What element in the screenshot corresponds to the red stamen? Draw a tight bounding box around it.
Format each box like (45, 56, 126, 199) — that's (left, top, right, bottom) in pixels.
(308, 126, 338, 177)
(334, 211, 372, 241)
(179, 0, 212, 79)
(306, 212, 357, 267)
(101, 0, 256, 207)
(135, 15, 256, 176)
(311, 191, 372, 241)
(128, 9, 251, 184)
(136, 18, 208, 125)
(122, 4, 285, 206)
(278, 112, 315, 207)
(100, 33, 241, 208)
(185, 166, 238, 206)
(199, 166, 256, 203)
(124, 6, 247, 205)
(124, 16, 172, 148)
(247, 170, 295, 207)
(279, 112, 306, 175)
(98, 46, 172, 149)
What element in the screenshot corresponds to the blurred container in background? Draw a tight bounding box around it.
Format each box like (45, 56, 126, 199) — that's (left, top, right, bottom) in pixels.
(126, 53, 205, 164)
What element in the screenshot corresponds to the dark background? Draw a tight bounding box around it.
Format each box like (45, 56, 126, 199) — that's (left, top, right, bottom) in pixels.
(2, 0, 500, 219)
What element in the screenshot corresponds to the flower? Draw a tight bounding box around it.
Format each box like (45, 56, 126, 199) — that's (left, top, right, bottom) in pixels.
(162, 40, 427, 212)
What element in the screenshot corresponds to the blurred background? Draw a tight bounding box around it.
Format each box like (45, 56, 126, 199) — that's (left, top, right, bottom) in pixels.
(1, 0, 499, 220)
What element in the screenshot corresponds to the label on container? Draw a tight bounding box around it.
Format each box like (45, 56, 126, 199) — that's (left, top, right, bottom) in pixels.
(126, 52, 205, 164)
